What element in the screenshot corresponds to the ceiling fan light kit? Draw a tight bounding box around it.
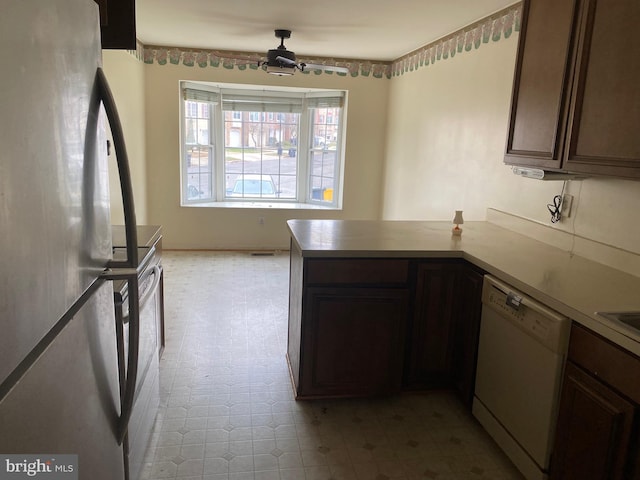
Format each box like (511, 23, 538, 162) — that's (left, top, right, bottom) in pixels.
(266, 64, 295, 76)
(260, 29, 349, 76)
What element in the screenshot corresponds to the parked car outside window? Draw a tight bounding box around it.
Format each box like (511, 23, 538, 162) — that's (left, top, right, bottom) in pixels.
(187, 184, 205, 199)
(226, 174, 278, 198)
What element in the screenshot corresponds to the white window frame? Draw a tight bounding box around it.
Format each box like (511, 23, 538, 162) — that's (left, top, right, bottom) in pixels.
(179, 82, 346, 209)
(181, 83, 217, 205)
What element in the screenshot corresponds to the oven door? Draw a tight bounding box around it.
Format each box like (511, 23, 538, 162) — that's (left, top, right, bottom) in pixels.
(121, 265, 161, 396)
(117, 263, 162, 480)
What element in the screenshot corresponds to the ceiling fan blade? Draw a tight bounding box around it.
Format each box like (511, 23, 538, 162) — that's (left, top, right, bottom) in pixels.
(301, 63, 350, 74)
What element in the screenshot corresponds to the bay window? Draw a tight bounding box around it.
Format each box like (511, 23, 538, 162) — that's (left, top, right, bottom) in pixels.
(180, 82, 346, 208)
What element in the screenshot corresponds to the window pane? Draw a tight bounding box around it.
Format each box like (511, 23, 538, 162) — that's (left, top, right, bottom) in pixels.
(186, 146, 212, 199)
(183, 100, 214, 202)
(184, 118, 197, 144)
(224, 110, 299, 199)
(309, 107, 340, 202)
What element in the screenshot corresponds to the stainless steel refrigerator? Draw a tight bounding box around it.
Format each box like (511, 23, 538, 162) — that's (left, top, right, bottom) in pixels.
(0, 1, 141, 478)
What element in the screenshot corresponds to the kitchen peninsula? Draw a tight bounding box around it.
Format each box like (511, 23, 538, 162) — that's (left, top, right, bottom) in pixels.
(286, 219, 640, 400)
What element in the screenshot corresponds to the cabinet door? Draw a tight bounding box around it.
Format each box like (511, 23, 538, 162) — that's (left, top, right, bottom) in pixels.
(551, 362, 636, 480)
(94, 0, 136, 50)
(505, 0, 580, 169)
(299, 287, 408, 398)
(564, 0, 640, 178)
(405, 262, 458, 388)
(451, 265, 484, 408)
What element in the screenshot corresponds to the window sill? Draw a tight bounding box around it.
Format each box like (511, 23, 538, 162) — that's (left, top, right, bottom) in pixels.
(182, 201, 341, 210)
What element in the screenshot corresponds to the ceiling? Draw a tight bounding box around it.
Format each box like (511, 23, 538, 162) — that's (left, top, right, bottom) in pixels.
(136, 0, 518, 62)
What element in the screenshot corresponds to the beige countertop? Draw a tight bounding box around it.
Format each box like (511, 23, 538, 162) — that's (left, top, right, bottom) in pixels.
(112, 224, 162, 248)
(287, 219, 640, 356)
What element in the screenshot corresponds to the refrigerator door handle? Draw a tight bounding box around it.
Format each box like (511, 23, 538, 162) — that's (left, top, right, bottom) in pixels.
(119, 274, 140, 444)
(96, 66, 141, 445)
(96, 67, 138, 268)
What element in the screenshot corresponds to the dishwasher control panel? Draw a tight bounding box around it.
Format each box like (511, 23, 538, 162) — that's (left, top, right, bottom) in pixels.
(482, 275, 570, 353)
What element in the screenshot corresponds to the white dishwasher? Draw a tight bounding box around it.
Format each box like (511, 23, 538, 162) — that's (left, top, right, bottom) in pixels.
(473, 275, 570, 480)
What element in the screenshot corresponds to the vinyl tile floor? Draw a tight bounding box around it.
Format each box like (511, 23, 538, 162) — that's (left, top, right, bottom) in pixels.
(141, 250, 525, 480)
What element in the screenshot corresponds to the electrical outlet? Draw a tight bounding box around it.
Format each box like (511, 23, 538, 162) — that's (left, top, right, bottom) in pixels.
(561, 194, 574, 218)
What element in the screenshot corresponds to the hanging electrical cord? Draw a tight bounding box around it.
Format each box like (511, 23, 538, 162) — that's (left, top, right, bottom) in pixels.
(547, 195, 562, 223)
(547, 181, 567, 223)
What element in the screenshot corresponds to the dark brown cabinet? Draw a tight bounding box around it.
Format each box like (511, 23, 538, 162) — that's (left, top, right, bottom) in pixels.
(404, 260, 484, 407)
(287, 248, 410, 399)
(286, 247, 485, 402)
(94, 0, 136, 50)
(405, 261, 458, 388)
(551, 324, 640, 479)
(299, 287, 408, 397)
(551, 362, 635, 479)
(563, 0, 640, 177)
(505, 0, 578, 170)
(450, 264, 484, 407)
(505, 0, 640, 179)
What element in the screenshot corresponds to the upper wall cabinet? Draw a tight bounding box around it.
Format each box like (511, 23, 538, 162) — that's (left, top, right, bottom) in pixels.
(94, 0, 136, 50)
(505, 0, 578, 171)
(505, 0, 640, 179)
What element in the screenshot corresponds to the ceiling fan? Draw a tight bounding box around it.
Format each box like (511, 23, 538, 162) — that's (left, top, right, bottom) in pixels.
(260, 29, 349, 76)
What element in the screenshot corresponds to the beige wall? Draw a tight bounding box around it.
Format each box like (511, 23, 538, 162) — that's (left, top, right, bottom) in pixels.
(382, 38, 519, 222)
(104, 32, 640, 256)
(103, 50, 148, 224)
(382, 33, 640, 257)
(143, 63, 389, 249)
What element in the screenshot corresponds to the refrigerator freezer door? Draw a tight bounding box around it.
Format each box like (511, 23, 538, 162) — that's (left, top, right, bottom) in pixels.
(0, 0, 111, 385)
(0, 282, 125, 480)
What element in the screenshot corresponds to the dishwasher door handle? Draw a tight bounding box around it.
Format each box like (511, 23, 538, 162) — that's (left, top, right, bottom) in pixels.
(506, 292, 522, 310)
